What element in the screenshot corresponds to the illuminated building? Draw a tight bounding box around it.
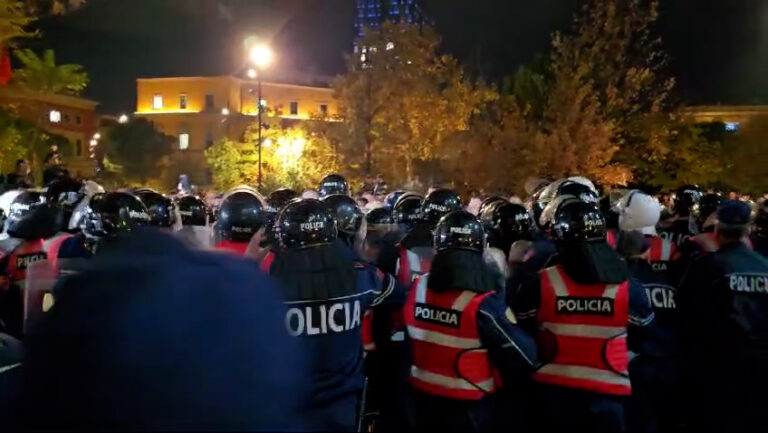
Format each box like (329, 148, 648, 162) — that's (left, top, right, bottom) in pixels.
(355, 0, 424, 38)
(134, 75, 337, 185)
(0, 86, 99, 177)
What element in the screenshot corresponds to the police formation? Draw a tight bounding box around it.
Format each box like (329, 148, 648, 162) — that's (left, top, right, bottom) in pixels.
(0, 172, 767, 432)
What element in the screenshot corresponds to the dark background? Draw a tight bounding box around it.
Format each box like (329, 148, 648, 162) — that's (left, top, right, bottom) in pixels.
(30, 0, 768, 113)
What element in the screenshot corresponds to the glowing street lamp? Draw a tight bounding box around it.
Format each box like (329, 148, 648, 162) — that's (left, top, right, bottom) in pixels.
(118, 114, 129, 124)
(247, 42, 273, 188)
(93, 132, 101, 140)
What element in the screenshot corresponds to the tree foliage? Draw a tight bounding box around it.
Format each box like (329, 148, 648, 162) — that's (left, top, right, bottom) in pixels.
(0, 106, 71, 180)
(12, 49, 88, 95)
(0, 0, 36, 48)
(334, 22, 495, 186)
(100, 118, 174, 186)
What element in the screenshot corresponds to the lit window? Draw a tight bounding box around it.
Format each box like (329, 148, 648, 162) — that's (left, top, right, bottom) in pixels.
(290, 101, 299, 116)
(319, 104, 328, 116)
(179, 133, 189, 150)
(724, 122, 740, 132)
(179, 94, 187, 109)
(49, 110, 61, 123)
(153, 94, 163, 110)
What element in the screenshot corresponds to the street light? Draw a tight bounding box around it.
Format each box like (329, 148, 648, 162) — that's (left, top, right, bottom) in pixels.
(248, 43, 273, 188)
(118, 114, 129, 124)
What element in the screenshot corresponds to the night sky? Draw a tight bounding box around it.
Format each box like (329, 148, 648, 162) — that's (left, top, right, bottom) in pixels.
(30, 0, 768, 113)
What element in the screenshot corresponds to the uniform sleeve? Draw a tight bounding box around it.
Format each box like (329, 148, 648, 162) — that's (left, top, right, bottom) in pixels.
(477, 293, 537, 384)
(369, 267, 407, 307)
(508, 270, 541, 335)
(627, 278, 654, 353)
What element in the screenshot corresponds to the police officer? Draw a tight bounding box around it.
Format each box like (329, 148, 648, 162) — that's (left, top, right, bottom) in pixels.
(214, 186, 266, 255)
(321, 194, 364, 256)
(617, 231, 682, 432)
(0, 190, 55, 337)
(265, 198, 400, 431)
(175, 195, 210, 249)
(657, 185, 702, 247)
(56, 192, 151, 264)
(677, 200, 768, 431)
(391, 192, 423, 239)
(394, 188, 461, 286)
(752, 204, 767, 257)
(134, 188, 177, 230)
(513, 198, 654, 432)
(266, 188, 299, 211)
(615, 190, 676, 276)
(404, 210, 536, 431)
(318, 174, 350, 198)
(479, 201, 535, 259)
(362, 207, 398, 268)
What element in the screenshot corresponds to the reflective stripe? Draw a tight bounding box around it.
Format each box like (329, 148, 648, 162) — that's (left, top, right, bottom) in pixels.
(415, 275, 429, 304)
(364, 343, 376, 351)
(391, 331, 405, 342)
(694, 234, 718, 252)
(537, 363, 630, 386)
(545, 267, 568, 296)
(542, 322, 626, 339)
(407, 325, 483, 350)
(661, 240, 672, 261)
(406, 250, 422, 274)
(603, 284, 619, 299)
(411, 366, 495, 392)
(0, 363, 21, 375)
(452, 290, 476, 311)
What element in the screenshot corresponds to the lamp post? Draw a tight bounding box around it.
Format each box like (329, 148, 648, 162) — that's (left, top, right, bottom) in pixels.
(248, 44, 273, 189)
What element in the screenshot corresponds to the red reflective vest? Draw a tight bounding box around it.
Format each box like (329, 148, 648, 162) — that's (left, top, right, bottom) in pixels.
(259, 251, 275, 273)
(404, 275, 501, 400)
(5, 239, 46, 289)
(648, 236, 675, 262)
(396, 247, 432, 285)
(215, 240, 248, 256)
(606, 231, 618, 249)
(691, 232, 753, 253)
(362, 309, 376, 351)
(534, 265, 631, 396)
(42, 233, 74, 273)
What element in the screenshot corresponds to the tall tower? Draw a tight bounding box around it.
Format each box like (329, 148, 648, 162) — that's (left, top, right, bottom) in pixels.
(354, 0, 424, 39)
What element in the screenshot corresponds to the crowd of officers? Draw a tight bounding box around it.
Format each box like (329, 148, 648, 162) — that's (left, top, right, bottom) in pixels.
(0, 172, 767, 432)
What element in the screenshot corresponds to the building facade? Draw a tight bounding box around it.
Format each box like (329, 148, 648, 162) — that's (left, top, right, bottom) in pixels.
(134, 75, 337, 185)
(0, 86, 99, 178)
(355, 0, 424, 38)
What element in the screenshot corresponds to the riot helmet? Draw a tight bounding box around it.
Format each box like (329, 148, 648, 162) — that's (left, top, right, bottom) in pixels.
(134, 189, 176, 228)
(81, 192, 150, 238)
(421, 188, 462, 227)
(321, 194, 364, 237)
(434, 210, 485, 253)
(550, 197, 607, 242)
(216, 187, 267, 243)
(318, 174, 349, 197)
(177, 195, 208, 227)
(275, 198, 337, 249)
(672, 185, 703, 217)
(266, 188, 299, 211)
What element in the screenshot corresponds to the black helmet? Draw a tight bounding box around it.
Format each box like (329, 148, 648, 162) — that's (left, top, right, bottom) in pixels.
(483, 202, 534, 244)
(434, 210, 485, 253)
(384, 190, 406, 210)
(275, 198, 337, 249)
(421, 188, 462, 226)
(478, 196, 506, 217)
(177, 195, 208, 227)
(321, 194, 363, 236)
(550, 197, 607, 242)
(217, 187, 267, 242)
(81, 192, 150, 238)
(673, 185, 703, 216)
(366, 207, 395, 227)
(557, 181, 599, 204)
(266, 188, 299, 211)
(392, 193, 423, 225)
(694, 193, 725, 229)
(8, 190, 46, 226)
(318, 174, 349, 197)
(134, 189, 176, 228)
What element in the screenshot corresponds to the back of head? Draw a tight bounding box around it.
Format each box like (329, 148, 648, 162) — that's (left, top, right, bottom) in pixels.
(216, 187, 266, 243)
(384, 190, 405, 211)
(716, 200, 752, 243)
(321, 194, 363, 241)
(134, 189, 176, 228)
(177, 195, 208, 227)
(551, 197, 628, 284)
(392, 192, 423, 228)
(82, 192, 151, 239)
(616, 190, 661, 236)
(266, 188, 299, 211)
(673, 185, 703, 217)
(433, 210, 485, 254)
(275, 198, 337, 250)
(318, 173, 349, 198)
(421, 188, 462, 228)
(754, 205, 768, 241)
(695, 193, 725, 232)
(19, 231, 306, 431)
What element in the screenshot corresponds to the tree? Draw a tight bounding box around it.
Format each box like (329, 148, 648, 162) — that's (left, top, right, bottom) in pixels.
(101, 118, 174, 186)
(12, 49, 88, 95)
(0, 106, 71, 180)
(334, 22, 494, 186)
(0, 0, 36, 48)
